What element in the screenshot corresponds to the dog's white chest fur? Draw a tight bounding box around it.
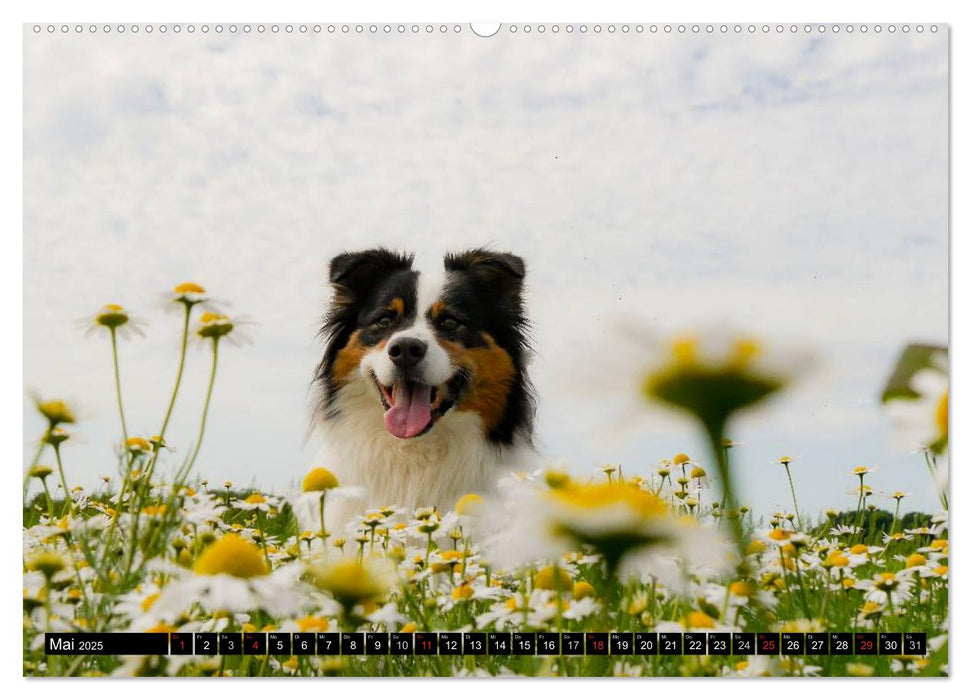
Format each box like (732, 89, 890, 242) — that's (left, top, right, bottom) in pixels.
(316, 377, 530, 531)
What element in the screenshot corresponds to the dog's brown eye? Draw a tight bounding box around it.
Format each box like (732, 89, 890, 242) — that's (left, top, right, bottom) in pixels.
(371, 315, 394, 330)
(439, 317, 460, 332)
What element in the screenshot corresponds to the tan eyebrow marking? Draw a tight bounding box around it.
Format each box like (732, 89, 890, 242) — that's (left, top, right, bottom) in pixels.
(389, 298, 405, 315)
(429, 301, 447, 318)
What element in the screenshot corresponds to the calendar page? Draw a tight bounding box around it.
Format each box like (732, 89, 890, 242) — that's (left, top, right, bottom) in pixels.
(23, 21, 948, 678)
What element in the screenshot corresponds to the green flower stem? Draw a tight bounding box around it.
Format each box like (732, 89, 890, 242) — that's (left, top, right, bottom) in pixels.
(160, 304, 192, 439)
(318, 494, 328, 555)
(123, 486, 145, 575)
(890, 499, 901, 535)
(40, 478, 55, 519)
(184, 338, 220, 479)
(704, 418, 744, 554)
(98, 453, 138, 575)
(256, 509, 273, 571)
(109, 328, 129, 445)
(923, 451, 948, 510)
(52, 444, 74, 518)
(701, 415, 769, 628)
(65, 534, 93, 616)
(141, 304, 194, 488)
(854, 475, 866, 542)
(783, 464, 803, 530)
(24, 442, 46, 502)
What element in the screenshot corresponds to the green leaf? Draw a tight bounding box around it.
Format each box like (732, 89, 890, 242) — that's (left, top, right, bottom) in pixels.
(881, 344, 947, 402)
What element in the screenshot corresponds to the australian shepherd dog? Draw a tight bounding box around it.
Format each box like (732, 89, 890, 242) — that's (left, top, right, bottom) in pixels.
(313, 248, 536, 529)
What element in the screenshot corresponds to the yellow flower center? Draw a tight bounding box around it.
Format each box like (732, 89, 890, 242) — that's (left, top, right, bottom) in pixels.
(935, 391, 948, 438)
(573, 581, 596, 600)
(684, 611, 716, 629)
(302, 467, 339, 492)
(454, 492, 484, 515)
(297, 616, 330, 632)
(875, 572, 898, 590)
(244, 493, 267, 505)
(452, 584, 475, 600)
(849, 544, 869, 555)
(126, 437, 151, 452)
(670, 336, 699, 366)
(193, 534, 269, 578)
(38, 400, 76, 425)
(728, 581, 755, 597)
(534, 566, 572, 591)
(729, 338, 761, 367)
(309, 559, 387, 604)
(547, 482, 668, 519)
(823, 552, 850, 568)
(174, 282, 206, 294)
(144, 623, 176, 634)
(673, 452, 691, 465)
(906, 553, 927, 568)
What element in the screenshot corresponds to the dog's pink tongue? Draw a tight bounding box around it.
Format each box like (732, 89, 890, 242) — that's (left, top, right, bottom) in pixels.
(385, 383, 432, 438)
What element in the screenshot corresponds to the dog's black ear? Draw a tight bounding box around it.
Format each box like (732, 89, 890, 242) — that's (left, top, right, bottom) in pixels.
(329, 248, 414, 304)
(444, 249, 526, 298)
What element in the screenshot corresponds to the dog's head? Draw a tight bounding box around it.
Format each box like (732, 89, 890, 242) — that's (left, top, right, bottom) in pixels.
(316, 248, 534, 445)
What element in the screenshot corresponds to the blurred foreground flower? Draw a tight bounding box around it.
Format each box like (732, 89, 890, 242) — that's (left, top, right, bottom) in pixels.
(34, 398, 76, 430)
(640, 332, 809, 431)
(881, 345, 948, 509)
(639, 331, 811, 550)
(882, 345, 948, 453)
(307, 557, 393, 627)
(152, 534, 303, 619)
(480, 478, 730, 587)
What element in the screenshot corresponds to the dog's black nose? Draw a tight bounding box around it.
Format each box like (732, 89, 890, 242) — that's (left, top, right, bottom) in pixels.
(388, 337, 427, 368)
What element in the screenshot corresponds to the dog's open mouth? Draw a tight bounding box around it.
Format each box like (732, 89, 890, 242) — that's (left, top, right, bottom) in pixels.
(371, 374, 449, 439)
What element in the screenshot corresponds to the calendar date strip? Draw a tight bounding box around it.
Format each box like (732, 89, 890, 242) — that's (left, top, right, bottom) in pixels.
(45, 631, 927, 657)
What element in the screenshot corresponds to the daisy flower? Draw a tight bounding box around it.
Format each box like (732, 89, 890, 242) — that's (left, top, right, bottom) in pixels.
(33, 397, 76, 430)
(480, 479, 730, 587)
(152, 534, 306, 618)
(233, 492, 275, 512)
(196, 312, 252, 346)
(163, 282, 214, 311)
(306, 556, 393, 615)
(855, 571, 915, 607)
(884, 352, 948, 454)
(81, 304, 147, 340)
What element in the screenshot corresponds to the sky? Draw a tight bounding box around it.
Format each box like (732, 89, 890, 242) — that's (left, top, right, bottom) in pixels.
(23, 26, 948, 519)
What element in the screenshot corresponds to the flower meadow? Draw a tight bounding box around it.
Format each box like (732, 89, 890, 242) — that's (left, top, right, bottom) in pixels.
(22, 285, 949, 677)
